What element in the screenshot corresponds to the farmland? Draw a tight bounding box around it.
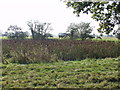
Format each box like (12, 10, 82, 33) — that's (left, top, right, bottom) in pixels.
(1, 39, 120, 88)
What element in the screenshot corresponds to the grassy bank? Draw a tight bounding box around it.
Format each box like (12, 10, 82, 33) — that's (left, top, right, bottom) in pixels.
(1, 57, 119, 88)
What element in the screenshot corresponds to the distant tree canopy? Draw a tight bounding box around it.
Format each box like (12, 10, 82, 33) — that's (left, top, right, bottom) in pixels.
(65, 1, 120, 34)
(6, 25, 29, 39)
(27, 20, 53, 39)
(67, 22, 93, 40)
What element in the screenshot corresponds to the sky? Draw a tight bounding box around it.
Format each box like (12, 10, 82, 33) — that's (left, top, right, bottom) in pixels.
(0, 0, 101, 35)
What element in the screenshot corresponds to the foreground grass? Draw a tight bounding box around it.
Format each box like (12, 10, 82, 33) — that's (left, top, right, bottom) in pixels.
(1, 58, 120, 88)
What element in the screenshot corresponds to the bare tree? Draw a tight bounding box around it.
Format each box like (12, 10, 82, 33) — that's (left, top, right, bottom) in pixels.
(27, 20, 53, 39)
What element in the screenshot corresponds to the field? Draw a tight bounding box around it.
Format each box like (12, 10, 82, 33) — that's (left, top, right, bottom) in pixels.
(1, 39, 120, 88)
(1, 58, 120, 88)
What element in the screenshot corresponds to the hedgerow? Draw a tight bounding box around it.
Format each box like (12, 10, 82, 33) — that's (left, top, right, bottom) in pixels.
(2, 39, 120, 64)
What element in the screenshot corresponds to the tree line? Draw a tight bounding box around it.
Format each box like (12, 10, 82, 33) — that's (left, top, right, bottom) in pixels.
(3, 21, 53, 40)
(2, 21, 120, 40)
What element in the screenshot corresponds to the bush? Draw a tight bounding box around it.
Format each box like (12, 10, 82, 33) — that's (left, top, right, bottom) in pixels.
(2, 40, 120, 64)
(10, 46, 58, 64)
(2, 40, 58, 64)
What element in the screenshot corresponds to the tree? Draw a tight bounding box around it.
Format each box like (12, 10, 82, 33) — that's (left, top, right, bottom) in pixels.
(67, 23, 78, 39)
(6, 25, 29, 39)
(17, 31, 29, 39)
(67, 22, 93, 40)
(113, 25, 120, 39)
(27, 20, 53, 39)
(116, 27, 120, 39)
(65, 1, 120, 34)
(116, 33, 120, 39)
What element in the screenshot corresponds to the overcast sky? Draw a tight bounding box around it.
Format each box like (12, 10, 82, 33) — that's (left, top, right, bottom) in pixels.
(0, 0, 101, 35)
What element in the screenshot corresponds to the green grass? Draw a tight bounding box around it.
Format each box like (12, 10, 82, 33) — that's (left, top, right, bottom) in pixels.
(0, 36, 32, 40)
(93, 37, 120, 42)
(0, 36, 8, 39)
(1, 36, 120, 42)
(71, 37, 120, 42)
(1, 57, 120, 88)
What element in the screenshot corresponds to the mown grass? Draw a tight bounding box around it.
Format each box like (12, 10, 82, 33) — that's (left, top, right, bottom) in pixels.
(1, 57, 120, 88)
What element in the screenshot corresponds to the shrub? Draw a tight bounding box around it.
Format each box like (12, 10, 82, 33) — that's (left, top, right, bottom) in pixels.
(2, 39, 120, 64)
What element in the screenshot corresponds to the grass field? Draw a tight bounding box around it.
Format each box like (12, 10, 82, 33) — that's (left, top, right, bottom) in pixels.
(1, 57, 119, 88)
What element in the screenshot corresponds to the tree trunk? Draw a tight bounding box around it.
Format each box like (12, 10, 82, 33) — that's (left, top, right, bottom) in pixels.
(31, 28, 35, 39)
